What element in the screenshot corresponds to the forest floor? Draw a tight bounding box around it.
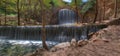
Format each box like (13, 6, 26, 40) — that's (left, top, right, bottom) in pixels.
(25, 24, 120, 56)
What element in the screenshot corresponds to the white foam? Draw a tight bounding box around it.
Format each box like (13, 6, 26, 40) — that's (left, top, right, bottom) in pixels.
(0, 39, 58, 46)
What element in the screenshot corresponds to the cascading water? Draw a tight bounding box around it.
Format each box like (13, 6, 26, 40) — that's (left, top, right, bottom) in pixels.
(58, 9, 76, 25)
(0, 9, 107, 47)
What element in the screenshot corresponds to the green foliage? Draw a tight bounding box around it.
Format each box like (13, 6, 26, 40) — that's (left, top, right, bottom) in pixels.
(52, 0, 65, 6)
(0, 0, 95, 16)
(6, 20, 17, 26)
(70, 0, 95, 14)
(81, 0, 95, 13)
(71, 0, 83, 6)
(0, 42, 38, 56)
(0, 0, 16, 15)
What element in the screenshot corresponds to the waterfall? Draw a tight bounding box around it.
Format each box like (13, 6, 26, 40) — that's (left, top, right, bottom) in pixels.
(58, 9, 76, 25)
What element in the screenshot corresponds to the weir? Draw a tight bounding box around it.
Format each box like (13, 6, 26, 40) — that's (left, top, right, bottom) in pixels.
(0, 25, 107, 42)
(0, 9, 107, 46)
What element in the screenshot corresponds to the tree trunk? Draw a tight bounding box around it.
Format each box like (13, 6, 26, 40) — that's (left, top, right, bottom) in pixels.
(103, 0, 105, 20)
(0, 0, 2, 25)
(0, 16, 2, 25)
(114, 0, 117, 18)
(4, 0, 7, 25)
(17, 0, 20, 25)
(75, 0, 79, 23)
(50, 0, 55, 24)
(82, 11, 88, 23)
(39, 0, 48, 50)
(93, 0, 98, 23)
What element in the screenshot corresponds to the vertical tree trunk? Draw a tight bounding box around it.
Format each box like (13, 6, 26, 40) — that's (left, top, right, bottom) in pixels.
(4, 0, 7, 25)
(103, 0, 105, 20)
(75, 0, 79, 23)
(0, 0, 2, 25)
(0, 16, 2, 25)
(83, 11, 88, 23)
(93, 0, 98, 23)
(50, 0, 55, 24)
(28, 0, 32, 24)
(39, 0, 48, 50)
(114, 0, 117, 18)
(17, 0, 20, 25)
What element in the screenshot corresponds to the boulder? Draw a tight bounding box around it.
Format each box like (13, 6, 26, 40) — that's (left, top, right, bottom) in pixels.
(70, 38, 77, 47)
(77, 39, 88, 47)
(50, 42, 71, 52)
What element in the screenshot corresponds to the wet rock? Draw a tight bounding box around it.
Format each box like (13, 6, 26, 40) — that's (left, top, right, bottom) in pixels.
(88, 32, 95, 39)
(50, 42, 70, 52)
(77, 39, 88, 47)
(70, 38, 77, 47)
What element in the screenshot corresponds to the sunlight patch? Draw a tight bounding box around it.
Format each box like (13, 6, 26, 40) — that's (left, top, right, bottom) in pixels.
(63, 0, 72, 3)
(82, 0, 88, 3)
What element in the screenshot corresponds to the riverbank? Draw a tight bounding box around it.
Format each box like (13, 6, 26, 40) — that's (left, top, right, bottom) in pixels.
(25, 25, 120, 56)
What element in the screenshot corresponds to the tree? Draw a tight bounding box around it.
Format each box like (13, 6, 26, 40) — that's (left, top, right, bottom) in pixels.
(114, 0, 117, 18)
(93, 0, 98, 23)
(103, 0, 105, 20)
(17, 0, 20, 25)
(74, 0, 79, 23)
(0, 15, 2, 25)
(39, 0, 48, 50)
(98, 0, 102, 22)
(4, 0, 7, 25)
